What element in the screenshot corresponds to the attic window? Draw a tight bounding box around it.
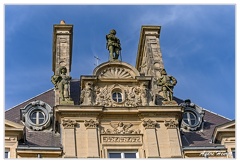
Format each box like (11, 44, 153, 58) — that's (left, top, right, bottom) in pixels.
(30, 110, 45, 125)
(112, 92, 122, 102)
(20, 100, 53, 131)
(183, 112, 198, 127)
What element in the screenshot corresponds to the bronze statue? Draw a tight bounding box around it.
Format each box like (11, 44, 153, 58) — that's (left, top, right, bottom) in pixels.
(106, 29, 121, 61)
(51, 66, 72, 101)
(157, 69, 177, 101)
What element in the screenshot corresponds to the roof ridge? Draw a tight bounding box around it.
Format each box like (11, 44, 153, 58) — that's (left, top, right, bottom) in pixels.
(5, 88, 54, 112)
(71, 78, 80, 81)
(203, 107, 232, 121)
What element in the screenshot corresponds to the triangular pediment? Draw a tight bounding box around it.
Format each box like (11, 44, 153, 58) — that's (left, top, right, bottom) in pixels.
(93, 61, 140, 79)
(5, 119, 24, 131)
(212, 120, 235, 143)
(216, 120, 235, 130)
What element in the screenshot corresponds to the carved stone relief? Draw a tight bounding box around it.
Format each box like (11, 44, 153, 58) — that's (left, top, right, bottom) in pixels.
(94, 85, 112, 106)
(84, 119, 98, 128)
(101, 121, 141, 134)
(80, 82, 94, 105)
(55, 35, 71, 75)
(164, 119, 178, 129)
(80, 82, 152, 107)
(62, 119, 77, 128)
(142, 119, 157, 129)
(99, 67, 133, 79)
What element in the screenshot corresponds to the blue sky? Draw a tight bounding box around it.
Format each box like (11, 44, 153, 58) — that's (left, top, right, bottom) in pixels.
(3, 3, 236, 120)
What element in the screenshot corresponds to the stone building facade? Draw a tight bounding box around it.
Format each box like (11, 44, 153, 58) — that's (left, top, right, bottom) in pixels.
(5, 21, 235, 159)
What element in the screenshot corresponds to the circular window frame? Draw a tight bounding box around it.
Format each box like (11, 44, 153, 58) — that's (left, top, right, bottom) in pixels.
(29, 108, 47, 126)
(21, 100, 53, 131)
(181, 107, 202, 131)
(26, 105, 50, 130)
(183, 111, 199, 127)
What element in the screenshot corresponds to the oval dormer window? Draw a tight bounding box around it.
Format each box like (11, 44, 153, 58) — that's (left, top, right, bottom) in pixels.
(20, 100, 53, 131)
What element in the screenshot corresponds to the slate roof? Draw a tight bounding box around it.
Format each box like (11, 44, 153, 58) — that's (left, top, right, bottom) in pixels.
(181, 110, 231, 147)
(5, 88, 55, 124)
(5, 79, 232, 148)
(5, 80, 80, 147)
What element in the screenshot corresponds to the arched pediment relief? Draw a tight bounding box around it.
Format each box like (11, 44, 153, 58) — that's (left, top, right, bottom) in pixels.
(93, 61, 140, 79)
(99, 67, 133, 79)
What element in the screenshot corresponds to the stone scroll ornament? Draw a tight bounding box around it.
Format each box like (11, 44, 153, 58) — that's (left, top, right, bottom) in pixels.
(51, 66, 72, 102)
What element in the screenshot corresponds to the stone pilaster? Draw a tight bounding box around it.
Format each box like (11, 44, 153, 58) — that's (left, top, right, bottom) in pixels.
(164, 119, 182, 158)
(62, 119, 77, 158)
(142, 119, 160, 158)
(136, 26, 164, 78)
(84, 119, 99, 158)
(52, 20, 73, 105)
(136, 26, 166, 106)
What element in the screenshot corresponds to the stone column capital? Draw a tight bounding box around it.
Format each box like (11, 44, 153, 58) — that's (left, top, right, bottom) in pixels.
(142, 119, 157, 129)
(62, 119, 77, 128)
(84, 119, 99, 129)
(164, 119, 178, 129)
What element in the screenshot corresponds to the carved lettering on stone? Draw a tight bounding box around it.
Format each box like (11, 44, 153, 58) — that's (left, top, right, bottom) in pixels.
(62, 119, 77, 128)
(102, 136, 141, 143)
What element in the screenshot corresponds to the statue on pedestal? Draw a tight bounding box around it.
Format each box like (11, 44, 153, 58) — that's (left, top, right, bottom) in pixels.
(106, 29, 121, 61)
(51, 66, 72, 102)
(157, 69, 177, 101)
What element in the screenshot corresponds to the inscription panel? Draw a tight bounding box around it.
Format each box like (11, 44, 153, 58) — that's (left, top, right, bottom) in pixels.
(101, 134, 143, 145)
